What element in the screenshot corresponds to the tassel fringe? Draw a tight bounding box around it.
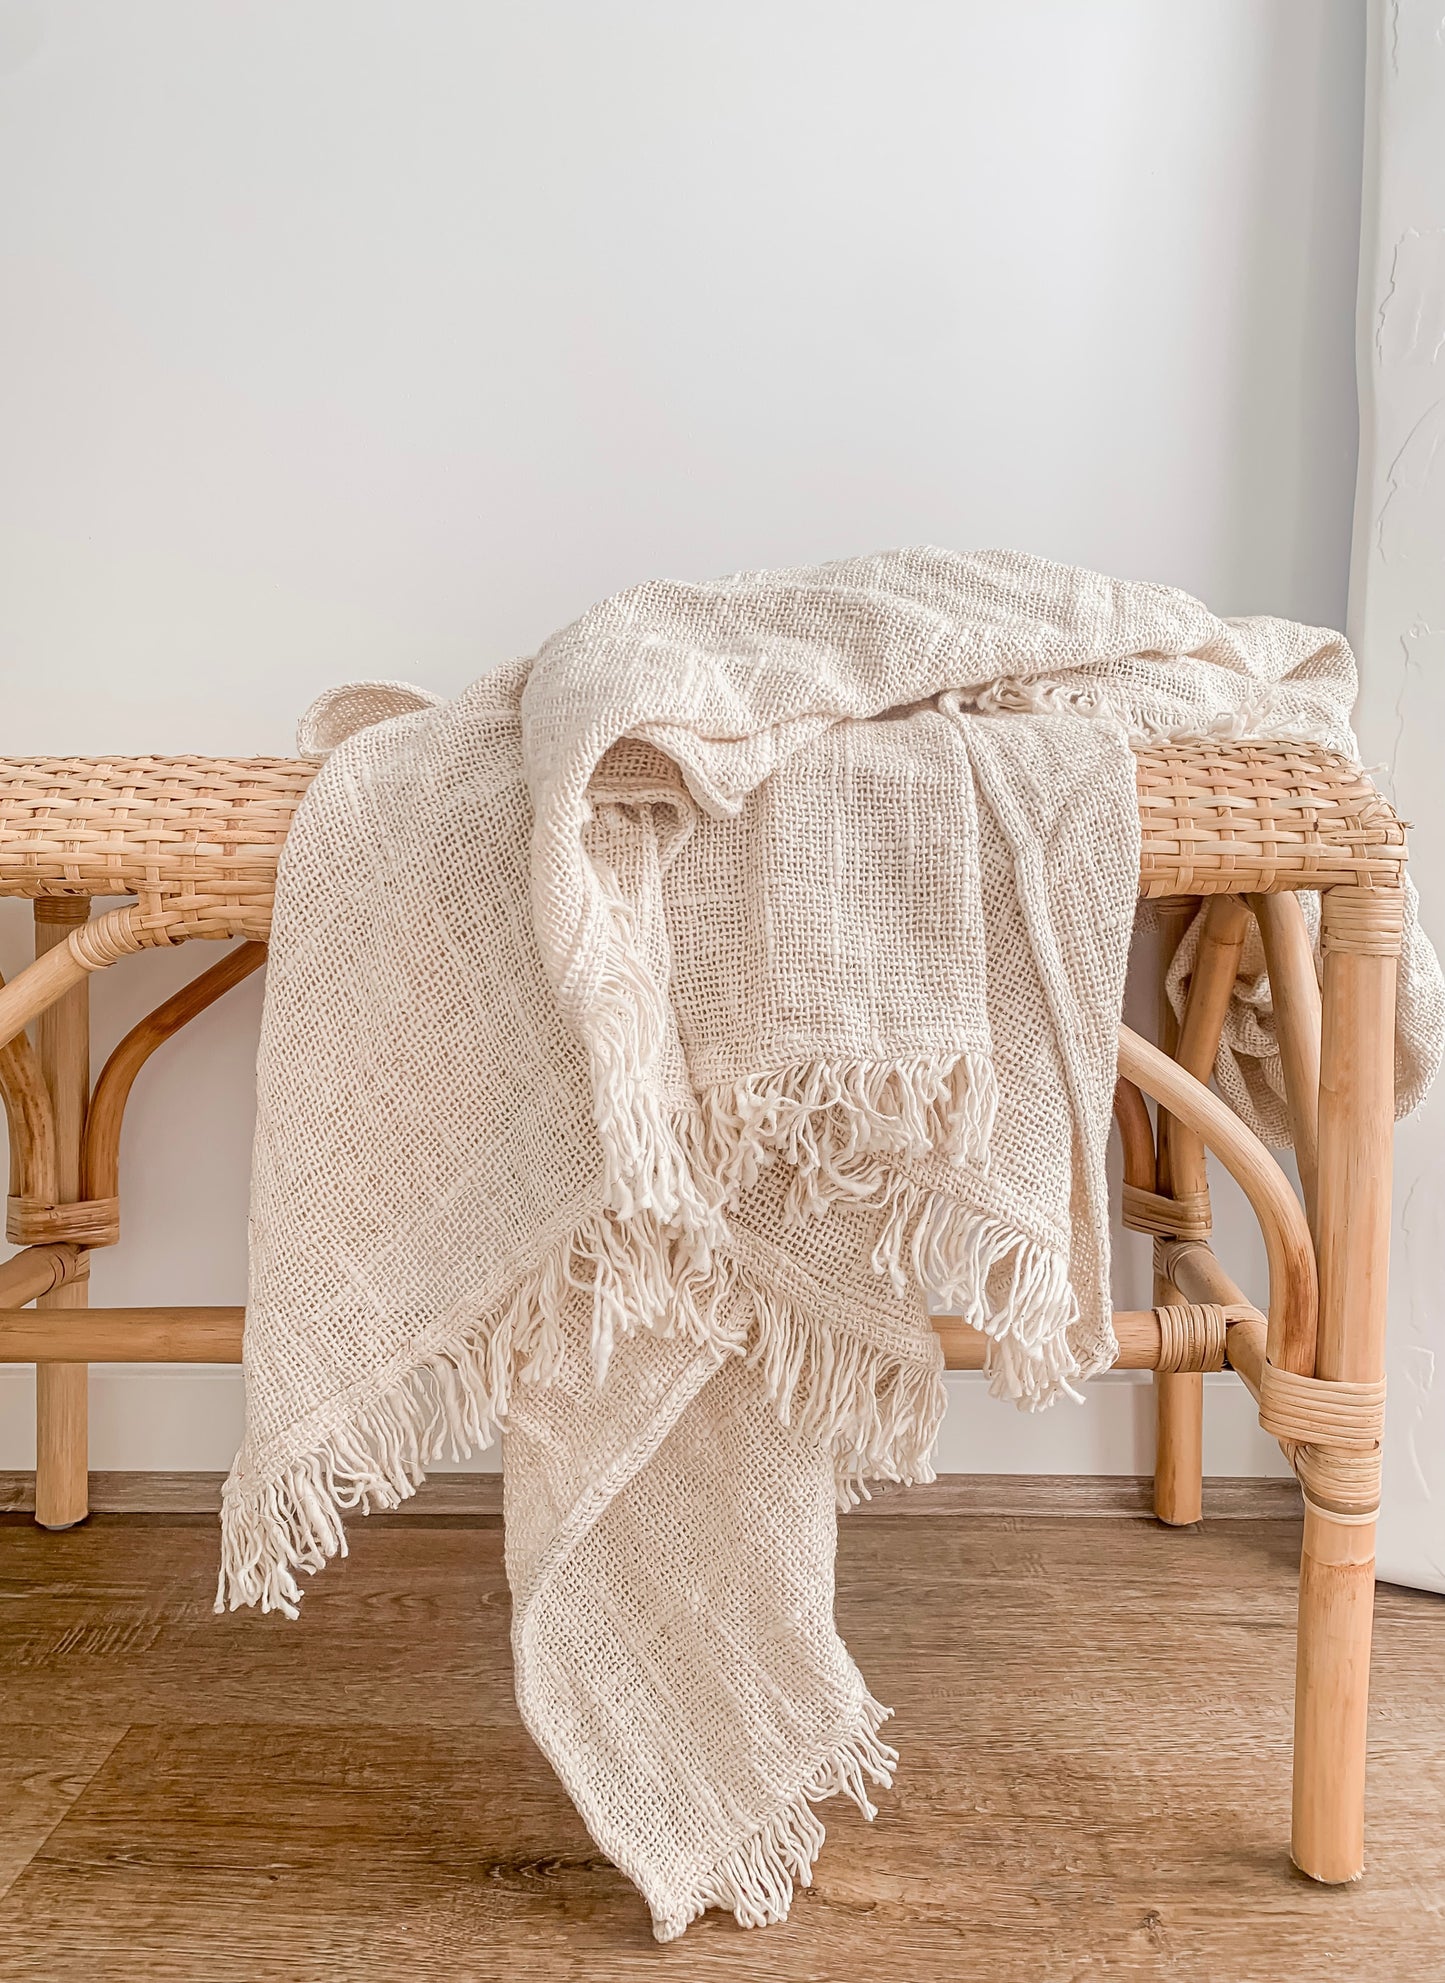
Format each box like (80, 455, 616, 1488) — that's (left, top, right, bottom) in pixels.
(910, 1187, 1082, 1410)
(583, 857, 723, 1238)
(742, 1275, 945, 1502)
(965, 672, 1336, 751)
(217, 1205, 735, 1618)
(699, 1051, 997, 1212)
(221, 1058, 1077, 1615)
(659, 1695, 898, 1941)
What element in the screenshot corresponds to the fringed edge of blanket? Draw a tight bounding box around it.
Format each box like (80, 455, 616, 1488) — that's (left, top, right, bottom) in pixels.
(965, 672, 1355, 756)
(588, 1027, 1000, 1246)
(907, 1187, 1083, 1409)
(729, 1181, 1080, 1499)
(216, 1197, 959, 1617)
(655, 1693, 898, 1942)
(217, 1204, 723, 1619)
(744, 1273, 945, 1503)
(577, 861, 722, 1237)
(699, 1050, 997, 1208)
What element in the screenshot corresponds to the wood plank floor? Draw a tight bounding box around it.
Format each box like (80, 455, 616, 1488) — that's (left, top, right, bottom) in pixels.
(0, 1506, 1441, 1981)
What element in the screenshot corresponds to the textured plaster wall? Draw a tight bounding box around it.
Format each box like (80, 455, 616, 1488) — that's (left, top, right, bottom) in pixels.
(1351, 0, 1445, 1592)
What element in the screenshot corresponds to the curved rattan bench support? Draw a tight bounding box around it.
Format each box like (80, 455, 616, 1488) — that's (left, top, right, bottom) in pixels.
(0, 994, 58, 1213)
(0, 905, 160, 1058)
(0, 1242, 86, 1307)
(1, 933, 266, 1251)
(0, 902, 261, 1057)
(1117, 1025, 1318, 1383)
(0, 905, 239, 1250)
(81, 941, 267, 1214)
(1116, 1014, 1340, 1773)
(1111, 1077, 1156, 1196)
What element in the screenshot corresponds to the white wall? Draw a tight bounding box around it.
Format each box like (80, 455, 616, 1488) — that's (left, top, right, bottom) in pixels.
(0, 0, 1365, 1477)
(1351, 0, 1445, 1590)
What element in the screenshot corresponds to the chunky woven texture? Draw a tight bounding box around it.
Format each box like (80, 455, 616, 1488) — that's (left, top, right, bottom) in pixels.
(211, 547, 1439, 1940)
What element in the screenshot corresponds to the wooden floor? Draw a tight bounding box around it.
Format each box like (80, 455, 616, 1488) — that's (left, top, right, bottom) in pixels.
(1, 1503, 1442, 1982)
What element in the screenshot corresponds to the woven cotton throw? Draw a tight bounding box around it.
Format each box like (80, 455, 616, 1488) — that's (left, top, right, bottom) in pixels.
(218, 547, 1442, 1940)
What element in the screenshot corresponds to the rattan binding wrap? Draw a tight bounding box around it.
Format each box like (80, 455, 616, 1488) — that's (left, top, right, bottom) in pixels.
(0, 739, 1407, 942)
(1153, 1302, 1229, 1374)
(1120, 1182, 1212, 1241)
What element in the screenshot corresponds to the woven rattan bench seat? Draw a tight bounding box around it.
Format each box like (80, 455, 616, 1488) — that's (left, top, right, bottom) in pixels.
(0, 738, 1407, 941)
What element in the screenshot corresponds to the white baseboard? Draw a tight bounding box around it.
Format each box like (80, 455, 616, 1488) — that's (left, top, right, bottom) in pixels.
(0, 1365, 1292, 1478)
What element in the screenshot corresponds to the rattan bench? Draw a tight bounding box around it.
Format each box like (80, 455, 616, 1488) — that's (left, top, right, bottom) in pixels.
(0, 737, 1410, 1890)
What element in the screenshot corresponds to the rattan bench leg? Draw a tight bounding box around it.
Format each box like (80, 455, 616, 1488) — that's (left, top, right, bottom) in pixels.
(1290, 884, 1400, 1884)
(1151, 899, 1202, 1522)
(1152, 895, 1250, 1523)
(33, 900, 89, 1530)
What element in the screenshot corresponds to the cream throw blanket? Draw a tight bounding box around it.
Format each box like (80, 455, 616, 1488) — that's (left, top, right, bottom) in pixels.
(218, 548, 1442, 1941)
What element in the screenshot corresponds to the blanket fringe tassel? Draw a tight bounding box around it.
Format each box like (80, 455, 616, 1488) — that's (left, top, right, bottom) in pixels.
(700, 1050, 997, 1211)
(582, 864, 723, 1239)
(743, 1277, 945, 1501)
(217, 1205, 731, 1618)
(906, 1187, 1083, 1410)
(662, 1696, 898, 1941)
(218, 1155, 1078, 1617)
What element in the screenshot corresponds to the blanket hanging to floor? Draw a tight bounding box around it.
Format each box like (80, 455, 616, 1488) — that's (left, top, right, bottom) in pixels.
(217, 547, 1442, 1941)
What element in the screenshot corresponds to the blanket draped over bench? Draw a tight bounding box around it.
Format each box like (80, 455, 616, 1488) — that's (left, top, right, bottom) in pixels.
(217, 547, 1442, 1941)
